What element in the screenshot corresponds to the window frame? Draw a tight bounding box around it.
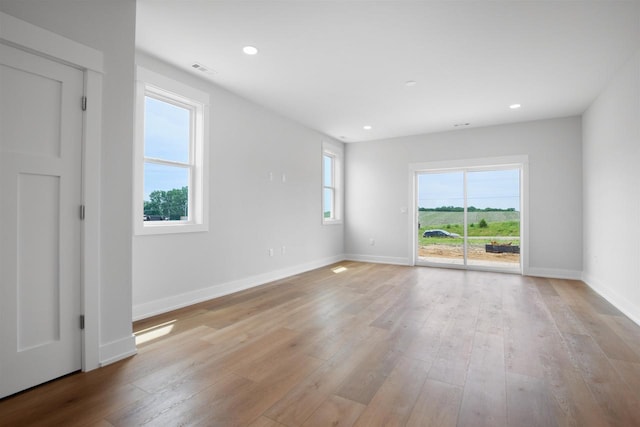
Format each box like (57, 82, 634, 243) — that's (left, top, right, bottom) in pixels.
(134, 67, 209, 235)
(323, 153, 336, 220)
(322, 140, 343, 225)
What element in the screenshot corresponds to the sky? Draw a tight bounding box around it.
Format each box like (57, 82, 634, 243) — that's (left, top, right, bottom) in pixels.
(418, 169, 520, 210)
(143, 96, 190, 200)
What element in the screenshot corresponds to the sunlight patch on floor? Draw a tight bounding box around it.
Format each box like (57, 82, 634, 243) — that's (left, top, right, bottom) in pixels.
(134, 320, 176, 345)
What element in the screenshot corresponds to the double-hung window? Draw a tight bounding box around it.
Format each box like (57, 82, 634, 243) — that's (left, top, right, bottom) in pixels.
(134, 67, 209, 235)
(322, 140, 343, 224)
(323, 153, 336, 220)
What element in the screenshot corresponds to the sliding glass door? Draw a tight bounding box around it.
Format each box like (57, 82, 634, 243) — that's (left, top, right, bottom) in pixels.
(416, 166, 521, 273)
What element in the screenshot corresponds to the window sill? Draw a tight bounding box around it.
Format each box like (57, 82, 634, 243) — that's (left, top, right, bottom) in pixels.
(135, 222, 208, 236)
(323, 219, 343, 226)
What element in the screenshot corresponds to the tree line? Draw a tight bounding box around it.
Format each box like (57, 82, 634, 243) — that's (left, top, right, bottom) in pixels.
(144, 186, 188, 220)
(419, 206, 516, 212)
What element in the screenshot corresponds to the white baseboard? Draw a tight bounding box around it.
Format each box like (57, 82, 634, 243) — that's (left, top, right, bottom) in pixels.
(132, 255, 345, 321)
(100, 335, 137, 366)
(525, 267, 582, 280)
(582, 273, 640, 326)
(344, 254, 410, 266)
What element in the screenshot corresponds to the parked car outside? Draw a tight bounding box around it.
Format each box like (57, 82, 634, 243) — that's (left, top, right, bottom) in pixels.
(422, 229, 461, 238)
(144, 214, 167, 221)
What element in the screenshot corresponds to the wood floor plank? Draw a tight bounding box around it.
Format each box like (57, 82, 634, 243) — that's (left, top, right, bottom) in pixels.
(300, 313, 373, 362)
(247, 416, 288, 427)
(427, 289, 479, 387)
(506, 372, 558, 427)
(352, 356, 430, 427)
(2, 262, 640, 427)
(127, 325, 217, 383)
(302, 395, 366, 427)
(340, 283, 395, 316)
(204, 287, 308, 328)
(537, 332, 610, 427)
(176, 353, 322, 426)
(105, 372, 246, 426)
(404, 305, 450, 362)
(264, 326, 387, 426)
(133, 327, 299, 393)
(608, 359, 640, 400)
(198, 294, 310, 347)
(457, 331, 507, 427)
(233, 327, 325, 382)
(570, 309, 640, 363)
(406, 379, 463, 427)
(599, 314, 640, 358)
(538, 293, 589, 335)
(475, 282, 504, 336)
(550, 279, 622, 316)
(562, 332, 640, 426)
(503, 277, 555, 380)
(131, 373, 256, 426)
(334, 332, 404, 405)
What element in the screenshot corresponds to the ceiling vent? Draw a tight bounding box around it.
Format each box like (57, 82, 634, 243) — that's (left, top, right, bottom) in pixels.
(191, 63, 215, 73)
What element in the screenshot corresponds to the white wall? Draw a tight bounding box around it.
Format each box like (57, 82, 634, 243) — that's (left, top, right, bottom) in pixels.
(345, 117, 583, 278)
(132, 53, 344, 319)
(583, 49, 640, 324)
(0, 0, 137, 363)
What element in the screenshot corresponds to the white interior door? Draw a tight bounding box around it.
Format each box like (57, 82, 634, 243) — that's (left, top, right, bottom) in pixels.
(0, 43, 83, 399)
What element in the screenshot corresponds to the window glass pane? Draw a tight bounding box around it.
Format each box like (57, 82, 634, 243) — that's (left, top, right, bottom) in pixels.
(466, 169, 520, 268)
(143, 162, 189, 221)
(144, 96, 190, 163)
(324, 188, 334, 219)
(323, 155, 333, 187)
(466, 169, 520, 211)
(417, 172, 464, 265)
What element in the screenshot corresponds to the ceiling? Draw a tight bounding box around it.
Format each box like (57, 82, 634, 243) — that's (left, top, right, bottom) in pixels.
(136, 1, 640, 143)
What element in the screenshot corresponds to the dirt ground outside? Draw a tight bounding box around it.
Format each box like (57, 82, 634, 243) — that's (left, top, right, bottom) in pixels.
(418, 244, 520, 264)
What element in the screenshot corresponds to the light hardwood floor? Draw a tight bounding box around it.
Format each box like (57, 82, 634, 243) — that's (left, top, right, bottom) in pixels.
(1, 261, 640, 426)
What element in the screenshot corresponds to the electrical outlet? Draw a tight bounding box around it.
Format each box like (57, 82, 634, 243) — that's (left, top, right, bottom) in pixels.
(369, 238, 375, 246)
(268, 248, 274, 257)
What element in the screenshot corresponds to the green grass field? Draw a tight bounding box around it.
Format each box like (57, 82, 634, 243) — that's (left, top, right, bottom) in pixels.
(418, 210, 520, 227)
(418, 214, 520, 247)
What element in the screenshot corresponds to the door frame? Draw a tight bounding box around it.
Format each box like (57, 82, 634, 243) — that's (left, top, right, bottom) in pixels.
(1, 12, 104, 371)
(408, 155, 530, 275)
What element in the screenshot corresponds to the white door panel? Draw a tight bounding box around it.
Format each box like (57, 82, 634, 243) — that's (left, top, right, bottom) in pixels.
(0, 43, 83, 398)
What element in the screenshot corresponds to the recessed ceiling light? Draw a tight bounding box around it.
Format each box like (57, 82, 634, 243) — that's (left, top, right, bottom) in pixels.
(363, 125, 372, 130)
(243, 46, 258, 55)
(510, 104, 521, 109)
(339, 136, 347, 139)
(405, 80, 417, 87)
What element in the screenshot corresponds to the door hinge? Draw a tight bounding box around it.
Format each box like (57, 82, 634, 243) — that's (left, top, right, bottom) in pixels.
(80, 315, 85, 330)
(80, 205, 85, 220)
(81, 96, 87, 111)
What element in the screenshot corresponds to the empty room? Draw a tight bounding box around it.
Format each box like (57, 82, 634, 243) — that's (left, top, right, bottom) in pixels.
(1, 0, 639, 426)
